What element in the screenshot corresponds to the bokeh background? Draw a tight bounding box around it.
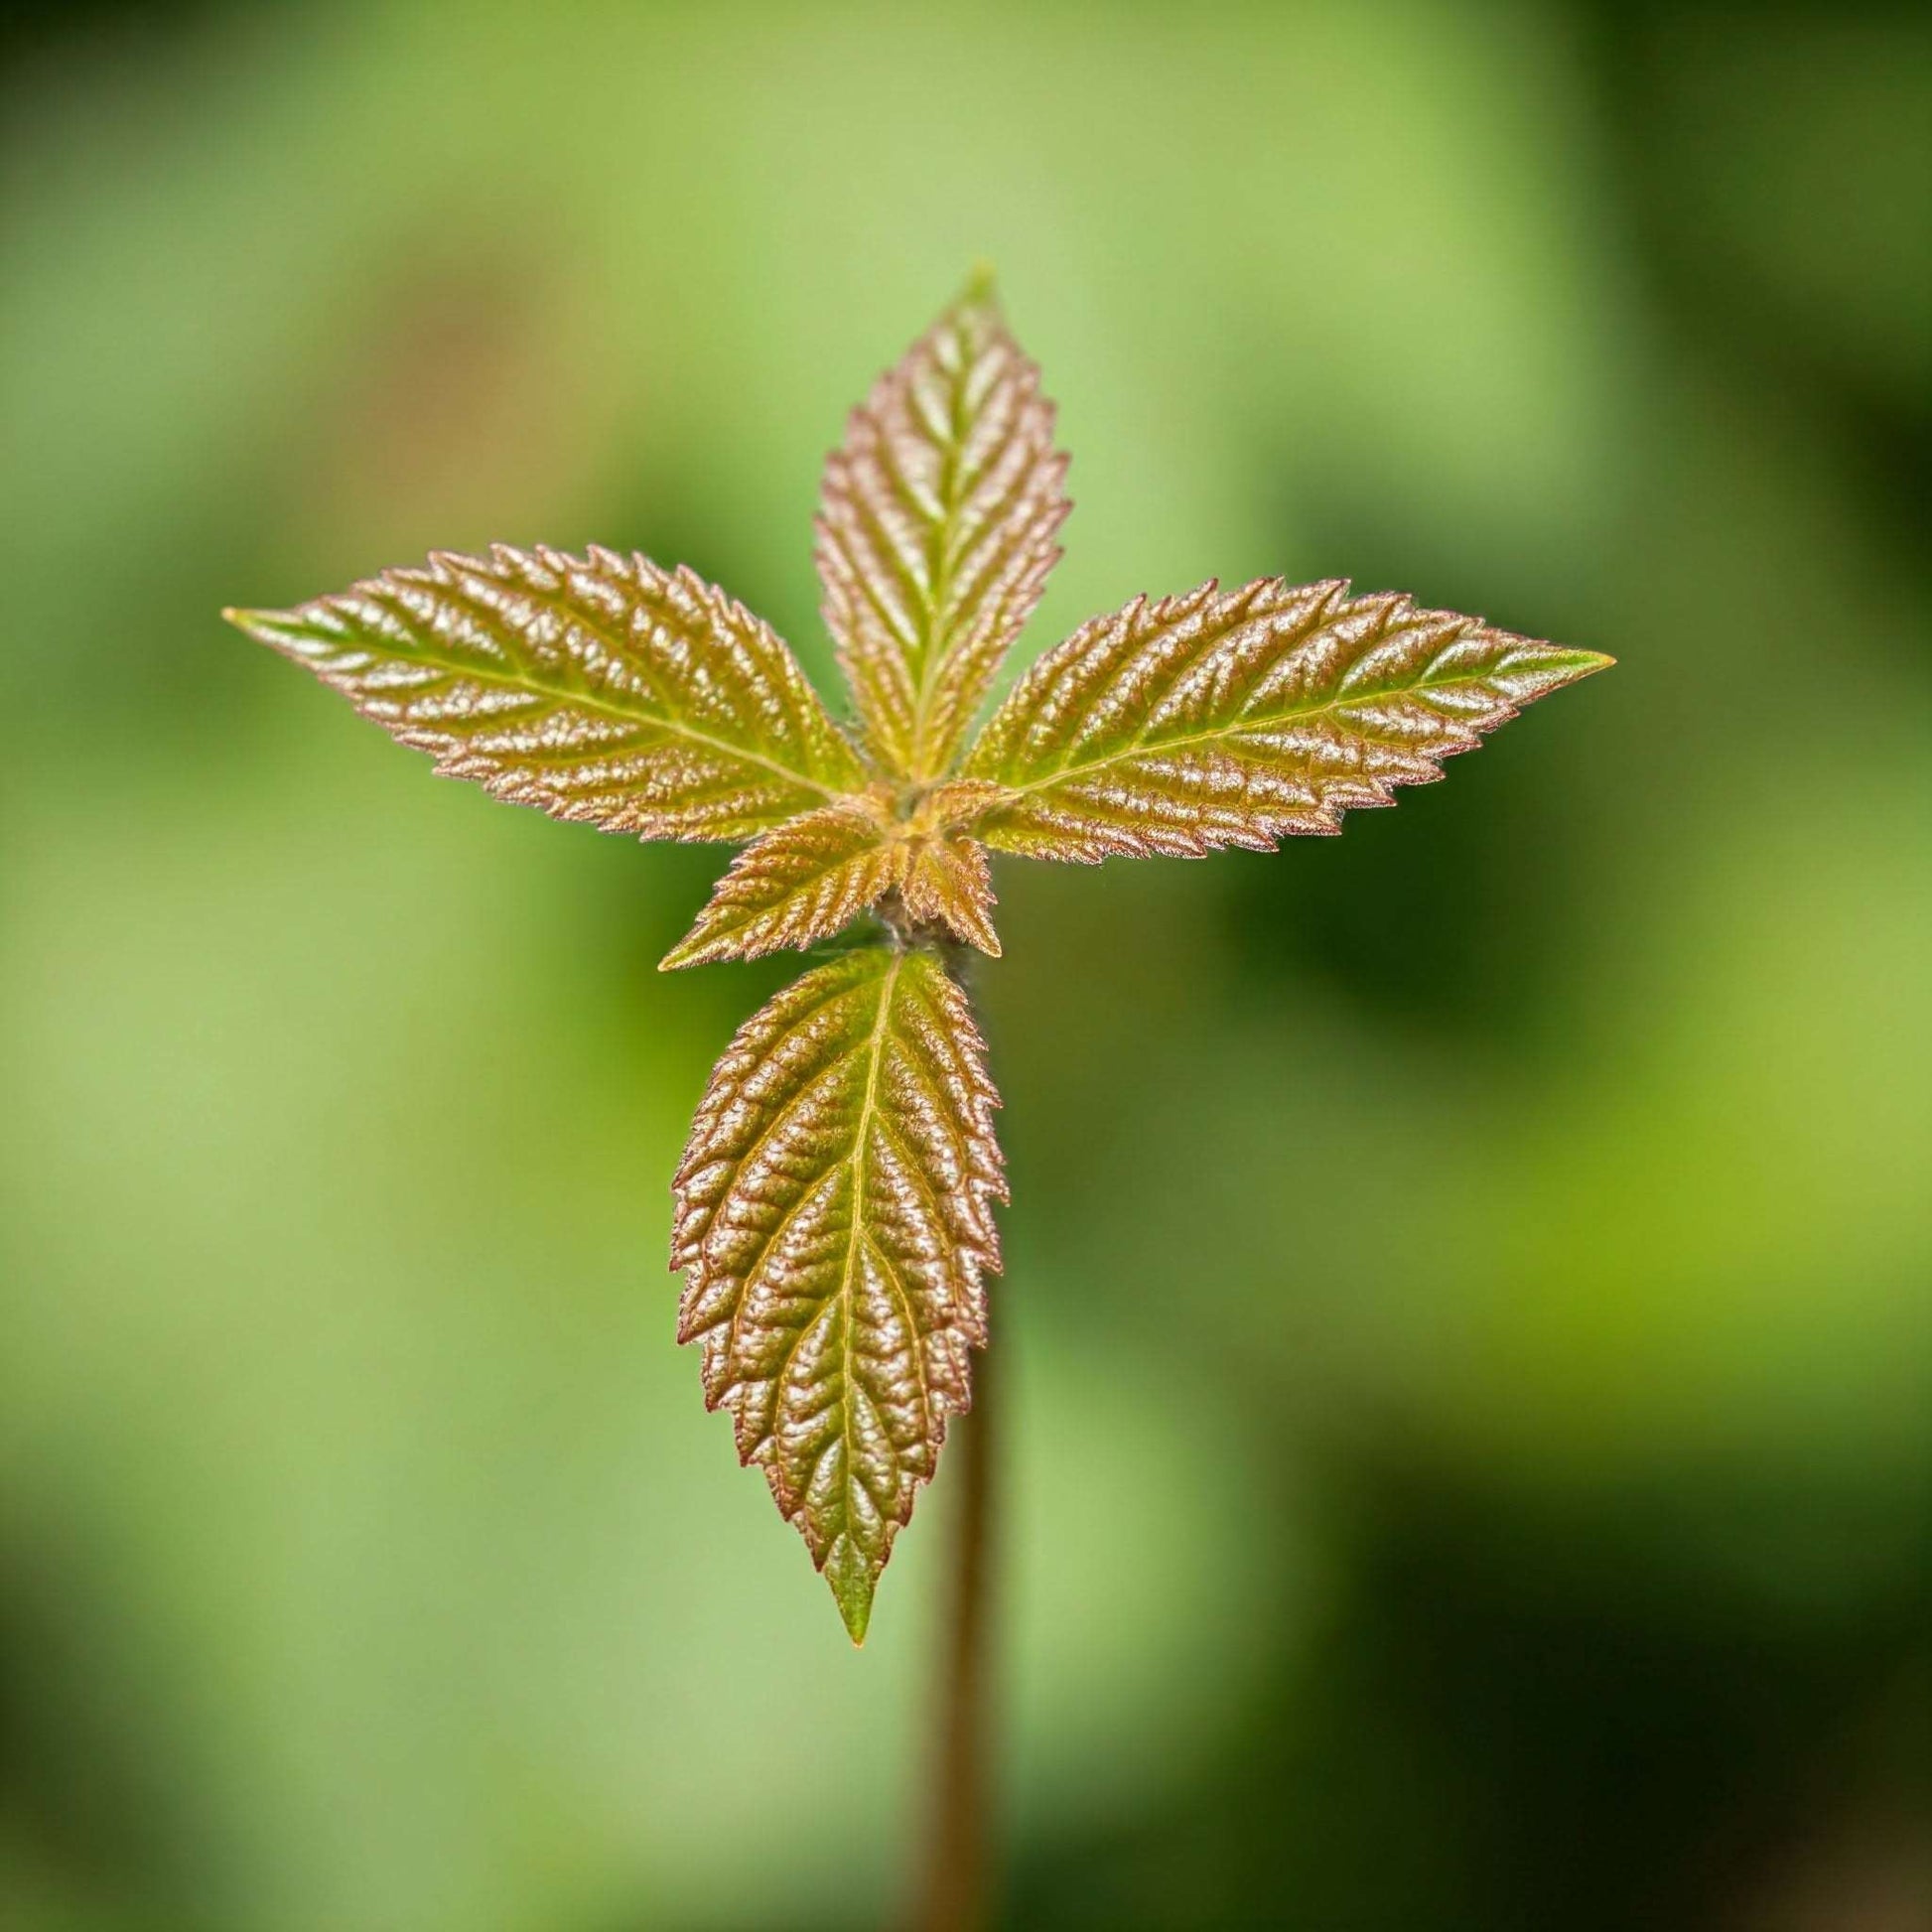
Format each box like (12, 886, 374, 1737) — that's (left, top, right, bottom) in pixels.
(3, 2, 1927, 1927)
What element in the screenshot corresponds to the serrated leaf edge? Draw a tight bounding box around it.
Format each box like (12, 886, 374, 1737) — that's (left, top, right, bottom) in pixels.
(956, 576, 1613, 859)
(671, 946, 1005, 1641)
(225, 543, 866, 843)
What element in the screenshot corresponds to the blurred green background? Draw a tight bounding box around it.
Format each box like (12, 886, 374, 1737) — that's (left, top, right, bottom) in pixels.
(2, 2, 1927, 1927)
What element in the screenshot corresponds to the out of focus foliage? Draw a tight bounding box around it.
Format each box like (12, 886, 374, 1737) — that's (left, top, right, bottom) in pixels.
(1, 3, 1925, 1929)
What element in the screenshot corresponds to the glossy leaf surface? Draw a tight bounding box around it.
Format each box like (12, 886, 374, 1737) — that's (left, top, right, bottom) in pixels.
(816, 278, 1069, 780)
(960, 578, 1612, 860)
(672, 946, 1004, 1641)
(228, 280, 1611, 1643)
(661, 789, 1005, 968)
(227, 545, 866, 842)
(660, 798, 899, 970)
(898, 792, 1003, 957)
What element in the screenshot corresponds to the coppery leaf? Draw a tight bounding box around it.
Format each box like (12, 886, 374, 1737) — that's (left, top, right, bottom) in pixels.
(816, 275, 1069, 781)
(226, 545, 865, 842)
(958, 578, 1612, 860)
(897, 789, 1003, 957)
(900, 837, 999, 957)
(222, 280, 1616, 1652)
(660, 796, 900, 970)
(662, 785, 1005, 968)
(672, 944, 1004, 1641)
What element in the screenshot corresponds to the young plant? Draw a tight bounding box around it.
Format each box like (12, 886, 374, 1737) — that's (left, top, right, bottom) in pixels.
(224, 276, 1610, 1649)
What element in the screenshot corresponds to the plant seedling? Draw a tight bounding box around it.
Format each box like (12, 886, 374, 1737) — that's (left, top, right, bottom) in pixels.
(225, 275, 1610, 1648)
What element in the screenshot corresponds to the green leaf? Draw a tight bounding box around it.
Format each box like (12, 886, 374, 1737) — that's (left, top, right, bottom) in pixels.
(816, 277, 1070, 782)
(672, 945, 1005, 1641)
(226, 545, 866, 842)
(959, 578, 1612, 860)
(659, 796, 899, 970)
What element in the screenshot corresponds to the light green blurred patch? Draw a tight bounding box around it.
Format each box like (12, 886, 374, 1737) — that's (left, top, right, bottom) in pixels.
(1004, 1305, 1306, 1833)
(1, 0, 1630, 708)
(1449, 764, 1931, 1461)
(0, 730, 1294, 1925)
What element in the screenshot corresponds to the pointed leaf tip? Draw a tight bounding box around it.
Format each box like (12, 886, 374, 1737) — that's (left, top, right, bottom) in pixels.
(660, 799, 900, 969)
(673, 945, 1006, 1641)
(961, 261, 999, 307)
(829, 1544, 875, 1645)
(224, 548, 864, 844)
(959, 580, 1613, 861)
(817, 286, 1069, 779)
(223, 606, 283, 641)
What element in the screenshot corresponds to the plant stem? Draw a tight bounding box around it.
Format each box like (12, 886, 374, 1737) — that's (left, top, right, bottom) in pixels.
(912, 1333, 998, 1932)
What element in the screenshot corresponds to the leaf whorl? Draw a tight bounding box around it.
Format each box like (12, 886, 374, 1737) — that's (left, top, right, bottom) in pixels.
(662, 784, 1008, 968)
(229, 283, 1611, 1646)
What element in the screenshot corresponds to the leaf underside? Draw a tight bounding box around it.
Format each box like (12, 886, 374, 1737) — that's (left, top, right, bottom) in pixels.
(672, 944, 1004, 1642)
(226, 545, 865, 842)
(816, 280, 1070, 782)
(959, 577, 1613, 860)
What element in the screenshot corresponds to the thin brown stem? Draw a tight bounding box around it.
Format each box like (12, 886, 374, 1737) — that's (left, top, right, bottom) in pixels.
(910, 1334, 998, 1932)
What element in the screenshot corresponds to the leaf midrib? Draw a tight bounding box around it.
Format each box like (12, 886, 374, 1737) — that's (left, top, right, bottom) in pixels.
(275, 607, 846, 807)
(756, 951, 917, 1571)
(906, 322, 979, 778)
(830, 950, 904, 1549)
(680, 810, 892, 957)
(984, 651, 1587, 798)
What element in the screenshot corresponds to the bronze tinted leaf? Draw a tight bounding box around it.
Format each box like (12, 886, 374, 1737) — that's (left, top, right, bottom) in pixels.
(226, 545, 866, 842)
(959, 578, 1612, 860)
(672, 945, 1005, 1641)
(900, 836, 1000, 957)
(221, 281, 1616, 1654)
(816, 276, 1070, 781)
(660, 797, 900, 970)
(897, 789, 1003, 957)
(662, 786, 1005, 968)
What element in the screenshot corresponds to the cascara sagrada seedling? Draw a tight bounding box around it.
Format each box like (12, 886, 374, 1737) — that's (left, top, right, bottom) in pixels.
(225, 276, 1611, 1643)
